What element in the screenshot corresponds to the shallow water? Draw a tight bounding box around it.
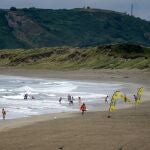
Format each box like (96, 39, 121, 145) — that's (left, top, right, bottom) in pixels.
(0, 75, 127, 120)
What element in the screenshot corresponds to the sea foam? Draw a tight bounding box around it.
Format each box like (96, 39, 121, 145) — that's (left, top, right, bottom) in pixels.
(0, 75, 125, 120)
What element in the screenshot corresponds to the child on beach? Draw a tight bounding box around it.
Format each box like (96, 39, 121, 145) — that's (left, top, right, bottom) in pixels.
(80, 103, 86, 115)
(2, 108, 6, 120)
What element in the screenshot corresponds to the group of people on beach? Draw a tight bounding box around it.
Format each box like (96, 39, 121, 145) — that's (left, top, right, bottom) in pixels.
(59, 95, 82, 105)
(1, 92, 139, 120)
(58, 93, 139, 115)
(59, 94, 87, 115)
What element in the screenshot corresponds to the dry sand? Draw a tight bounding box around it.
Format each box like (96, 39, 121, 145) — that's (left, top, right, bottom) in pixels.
(0, 68, 149, 150)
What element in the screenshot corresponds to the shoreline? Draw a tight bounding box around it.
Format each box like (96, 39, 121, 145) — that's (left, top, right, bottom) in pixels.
(0, 69, 150, 150)
(0, 68, 149, 130)
(0, 112, 78, 132)
(0, 68, 150, 83)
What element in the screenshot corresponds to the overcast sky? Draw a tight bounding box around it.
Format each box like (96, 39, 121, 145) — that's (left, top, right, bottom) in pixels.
(0, 0, 150, 21)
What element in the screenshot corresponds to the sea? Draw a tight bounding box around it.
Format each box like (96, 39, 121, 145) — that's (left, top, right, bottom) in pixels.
(0, 75, 128, 120)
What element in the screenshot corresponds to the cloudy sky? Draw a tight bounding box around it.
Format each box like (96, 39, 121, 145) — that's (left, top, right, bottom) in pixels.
(0, 0, 150, 21)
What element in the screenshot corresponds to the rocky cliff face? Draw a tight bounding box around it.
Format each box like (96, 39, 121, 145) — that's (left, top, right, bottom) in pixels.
(6, 11, 45, 47)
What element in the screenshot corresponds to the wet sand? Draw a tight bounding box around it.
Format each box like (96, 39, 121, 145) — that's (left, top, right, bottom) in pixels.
(0, 68, 149, 150)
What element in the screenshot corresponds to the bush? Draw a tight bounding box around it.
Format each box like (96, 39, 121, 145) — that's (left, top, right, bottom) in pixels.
(10, 7, 17, 11)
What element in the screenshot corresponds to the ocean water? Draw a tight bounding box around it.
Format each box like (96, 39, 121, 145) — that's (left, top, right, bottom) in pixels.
(0, 75, 127, 120)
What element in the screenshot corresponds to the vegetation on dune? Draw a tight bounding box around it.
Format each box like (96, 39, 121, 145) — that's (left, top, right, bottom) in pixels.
(0, 44, 149, 70)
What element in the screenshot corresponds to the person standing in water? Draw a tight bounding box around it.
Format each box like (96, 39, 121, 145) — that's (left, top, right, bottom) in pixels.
(105, 95, 109, 103)
(31, 95, 35, 99)
(68, 94, 71, 105)
(59, 97, 62, 104)
(80, 103, 86, 115)
(70, 96, 74, 105)
(24, 93, 28, 100)
(78, 97, 82, 105)
(2, 108, 6, 120)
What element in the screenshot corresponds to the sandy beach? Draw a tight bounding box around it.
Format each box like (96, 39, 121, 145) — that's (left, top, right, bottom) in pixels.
(0, 68, 149, 150)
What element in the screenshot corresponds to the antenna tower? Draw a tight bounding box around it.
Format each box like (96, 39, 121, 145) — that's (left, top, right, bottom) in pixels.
(131, 3, 134, 16)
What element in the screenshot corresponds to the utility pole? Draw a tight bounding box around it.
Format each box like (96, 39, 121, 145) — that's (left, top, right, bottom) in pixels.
(83, 0, 86, 9)
(131, 3, 134, 16)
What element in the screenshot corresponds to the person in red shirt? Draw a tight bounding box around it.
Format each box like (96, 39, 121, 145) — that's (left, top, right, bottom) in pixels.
(80, 103, 86, 115)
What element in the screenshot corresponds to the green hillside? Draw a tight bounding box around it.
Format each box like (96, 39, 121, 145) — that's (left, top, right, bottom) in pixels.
(0, 44, 149, 69)
(0, 8, 150, 49)
(0, 10, 26, 49)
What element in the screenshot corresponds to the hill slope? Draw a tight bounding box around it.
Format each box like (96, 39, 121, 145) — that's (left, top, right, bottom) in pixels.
(0, 8, 150, 49)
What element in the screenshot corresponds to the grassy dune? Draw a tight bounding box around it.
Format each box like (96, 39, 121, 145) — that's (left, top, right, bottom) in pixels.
(0, 44, 150, 70)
